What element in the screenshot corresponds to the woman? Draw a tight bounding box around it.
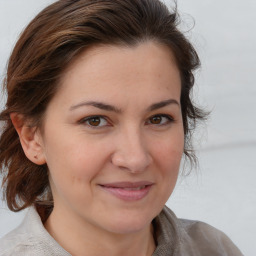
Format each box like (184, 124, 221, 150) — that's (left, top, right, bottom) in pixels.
(0, 0, 243, 255)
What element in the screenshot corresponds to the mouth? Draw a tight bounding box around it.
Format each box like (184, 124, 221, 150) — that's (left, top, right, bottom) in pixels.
(99, 181, 154, 201)
(118, 186, 147, 191)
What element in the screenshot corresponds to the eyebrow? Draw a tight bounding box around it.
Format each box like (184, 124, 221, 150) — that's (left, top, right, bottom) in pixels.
(147, 99, 179, 111)
(69, 99, 179, 113)
(69, 101, 122, 113)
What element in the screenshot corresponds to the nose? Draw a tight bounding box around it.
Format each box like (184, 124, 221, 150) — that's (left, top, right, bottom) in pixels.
(111, 128, 152, 173)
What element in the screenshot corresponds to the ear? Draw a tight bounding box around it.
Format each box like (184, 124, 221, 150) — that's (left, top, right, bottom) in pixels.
(10, 113, 46, 165)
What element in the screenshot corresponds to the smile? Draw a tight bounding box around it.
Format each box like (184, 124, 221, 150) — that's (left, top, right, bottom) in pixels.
(99, 181, 154, 201)
(122, 186, 146, 190)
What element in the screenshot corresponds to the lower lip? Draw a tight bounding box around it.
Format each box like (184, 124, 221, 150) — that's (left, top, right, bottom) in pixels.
(100, 185, 152, 201)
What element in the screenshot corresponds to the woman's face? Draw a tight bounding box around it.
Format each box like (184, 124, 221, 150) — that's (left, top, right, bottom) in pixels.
(39, 41, 184, 234)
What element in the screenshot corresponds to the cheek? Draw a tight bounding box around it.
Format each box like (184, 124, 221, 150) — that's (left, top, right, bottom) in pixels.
(154, 131, 184, 166)
(152, 130, 184, 188)
(157, 148, 183, 178)
(150, 138, 183, 206)
(43, 137, 97, 187)
(46, 143, 105, 205)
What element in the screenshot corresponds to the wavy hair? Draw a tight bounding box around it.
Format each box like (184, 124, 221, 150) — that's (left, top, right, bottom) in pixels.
(0, 0, 206, 213)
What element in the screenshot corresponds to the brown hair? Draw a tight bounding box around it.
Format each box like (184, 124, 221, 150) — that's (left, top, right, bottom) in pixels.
(0, 0, 206, 212)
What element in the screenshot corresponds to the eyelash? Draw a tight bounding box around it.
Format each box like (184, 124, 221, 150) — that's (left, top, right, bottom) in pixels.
(79, 114, 174, 128)
(146, 114, 174, 126)
(78, 115, 110, 128)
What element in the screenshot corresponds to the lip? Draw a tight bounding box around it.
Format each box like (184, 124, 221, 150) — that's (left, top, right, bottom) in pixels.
(99, 181, 154, 201)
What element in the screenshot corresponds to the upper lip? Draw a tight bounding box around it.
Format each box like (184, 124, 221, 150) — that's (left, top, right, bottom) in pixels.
(99, 181, 154, 188)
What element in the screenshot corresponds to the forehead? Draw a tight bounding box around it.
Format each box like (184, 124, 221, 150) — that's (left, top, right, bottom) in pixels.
(63, 41, 178, 76)
(53, 41, 181, 106)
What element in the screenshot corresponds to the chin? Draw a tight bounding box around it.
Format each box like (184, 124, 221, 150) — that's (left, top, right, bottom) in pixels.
(104, 211, 154, 234)
(109, 222, 150, 235)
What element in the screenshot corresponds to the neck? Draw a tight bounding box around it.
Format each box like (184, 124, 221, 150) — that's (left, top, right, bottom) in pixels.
(44, 206, 156, 256)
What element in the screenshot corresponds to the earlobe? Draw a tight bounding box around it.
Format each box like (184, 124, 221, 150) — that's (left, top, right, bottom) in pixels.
(10, 113, 46, 165)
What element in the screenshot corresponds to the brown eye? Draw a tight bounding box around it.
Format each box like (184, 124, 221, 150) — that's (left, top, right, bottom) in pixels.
(88, 117, 101, 126)
(147, 114, 173, 126)
(150, 116, 162, 124)
(81, 116, 109, 127)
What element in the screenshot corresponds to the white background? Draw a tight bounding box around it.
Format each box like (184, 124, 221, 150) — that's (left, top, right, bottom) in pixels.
(0, 0, 255, 255)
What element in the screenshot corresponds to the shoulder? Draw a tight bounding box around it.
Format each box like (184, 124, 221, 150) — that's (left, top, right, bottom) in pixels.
(179, 217, 230, 241)
(0, 212, 34, 256)
(156, 206, 244, 256)
(179, 218, 243, 255)
(0, 207, 70, 256)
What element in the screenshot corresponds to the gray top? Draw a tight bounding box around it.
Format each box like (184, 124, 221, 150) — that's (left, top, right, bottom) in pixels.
(0, 206, 243, 256)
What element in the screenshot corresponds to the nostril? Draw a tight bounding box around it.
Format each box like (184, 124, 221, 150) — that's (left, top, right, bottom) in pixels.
(110, 133, 152, 172)
(111, 150, 152, 173)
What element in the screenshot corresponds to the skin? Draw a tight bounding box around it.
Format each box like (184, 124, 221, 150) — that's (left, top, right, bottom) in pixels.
(13, 41, 184, 256)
